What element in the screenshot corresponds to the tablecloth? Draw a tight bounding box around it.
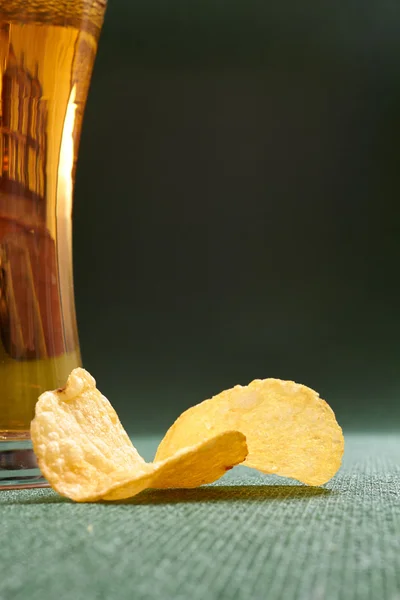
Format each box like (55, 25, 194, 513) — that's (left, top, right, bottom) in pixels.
(1, 433, 399, 600)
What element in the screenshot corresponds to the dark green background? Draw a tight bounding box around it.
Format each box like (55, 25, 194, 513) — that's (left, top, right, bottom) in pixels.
(73, 0, 400, 434)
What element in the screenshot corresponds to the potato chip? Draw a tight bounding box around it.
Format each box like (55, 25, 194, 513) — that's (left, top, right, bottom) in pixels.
(31, 368, 248, 502)
(155, 379, 344, 486)
(102, 434, 247, 502)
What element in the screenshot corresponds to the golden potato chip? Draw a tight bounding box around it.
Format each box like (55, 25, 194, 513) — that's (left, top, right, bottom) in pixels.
(31, 368, 248, 502)
(102, 434, 247, 502)
(155, 379, 344, 486)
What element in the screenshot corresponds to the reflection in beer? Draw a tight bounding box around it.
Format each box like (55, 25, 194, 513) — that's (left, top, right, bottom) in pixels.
(0, 1, 104, 433)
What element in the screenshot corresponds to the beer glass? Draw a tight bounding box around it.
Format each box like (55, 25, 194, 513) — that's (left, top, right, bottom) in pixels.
(0, 0, 107, 488)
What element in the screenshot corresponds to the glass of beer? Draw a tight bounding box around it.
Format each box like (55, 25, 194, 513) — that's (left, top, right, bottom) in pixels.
(0, 0, 107, 488)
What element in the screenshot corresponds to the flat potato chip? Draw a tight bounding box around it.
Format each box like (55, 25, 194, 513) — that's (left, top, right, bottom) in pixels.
(31, 368, 248, 502)
(155, 379, 344, 486)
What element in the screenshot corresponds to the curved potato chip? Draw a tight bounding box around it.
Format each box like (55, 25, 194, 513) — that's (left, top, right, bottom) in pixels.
(31, 368, 248, 502)
(155, 379, 344, 486)
(102, 434, 247, 502)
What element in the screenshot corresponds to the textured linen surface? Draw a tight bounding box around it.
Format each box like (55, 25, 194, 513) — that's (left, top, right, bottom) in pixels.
(0, 433, 399, 600)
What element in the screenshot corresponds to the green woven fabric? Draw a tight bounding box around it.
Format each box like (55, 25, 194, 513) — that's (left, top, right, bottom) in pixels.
(0, 433, 399, 600)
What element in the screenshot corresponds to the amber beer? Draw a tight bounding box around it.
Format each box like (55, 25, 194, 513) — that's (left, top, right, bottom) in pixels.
(0, 0, 106, 486)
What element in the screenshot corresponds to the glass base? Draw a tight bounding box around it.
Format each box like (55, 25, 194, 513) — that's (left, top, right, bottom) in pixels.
(0, 438, 49, 489)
